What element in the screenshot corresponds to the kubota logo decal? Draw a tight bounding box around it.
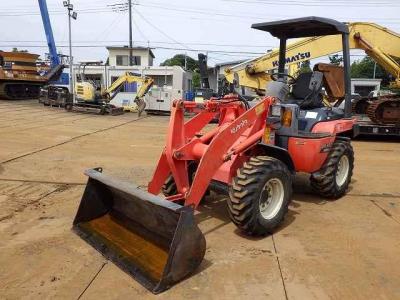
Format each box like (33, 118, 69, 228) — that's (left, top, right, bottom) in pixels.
(272, 52, 311, 67)
(231, 119, 248, 134)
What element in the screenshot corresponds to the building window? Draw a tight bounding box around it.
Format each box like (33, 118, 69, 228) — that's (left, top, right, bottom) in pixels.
(111, 76, 137, 93)
(150, 75, 173, 87)
(116, 55, 128, 66)
(132, 56, 141, 66)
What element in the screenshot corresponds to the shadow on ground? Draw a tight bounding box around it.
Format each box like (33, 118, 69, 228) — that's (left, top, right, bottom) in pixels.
(193, 171, 356, 239)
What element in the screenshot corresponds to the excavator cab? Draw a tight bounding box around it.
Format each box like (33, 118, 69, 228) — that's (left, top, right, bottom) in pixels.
(253, 17, 353, 131)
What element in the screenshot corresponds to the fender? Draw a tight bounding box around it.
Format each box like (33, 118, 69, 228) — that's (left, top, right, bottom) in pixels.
(312, 118, 356, 135)
(253, 142, 296, 174)
(335, 136, 351, 142)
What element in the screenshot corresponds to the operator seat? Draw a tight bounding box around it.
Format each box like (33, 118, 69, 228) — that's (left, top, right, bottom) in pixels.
(289, 71, 324, 109)
(290, 70, 345, 132)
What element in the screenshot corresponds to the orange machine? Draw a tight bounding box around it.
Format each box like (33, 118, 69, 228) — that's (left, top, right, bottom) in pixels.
(0, 51, 62, 99)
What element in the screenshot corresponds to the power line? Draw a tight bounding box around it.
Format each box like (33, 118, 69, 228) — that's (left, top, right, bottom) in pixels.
(223, 0, 400, 6)
(0, 43, 370, 58)
(3, 39, 275, 48)
(133, 7, 193, 51)
(1, 2, 399, 23)
(131, 15, 148, 42)
(93, 13, 125, 41)
(0, 44, 260, 53)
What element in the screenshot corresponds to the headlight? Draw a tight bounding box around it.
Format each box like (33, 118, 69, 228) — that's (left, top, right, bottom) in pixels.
(270, 105, 281, 117)
(281, 108, 292, 127)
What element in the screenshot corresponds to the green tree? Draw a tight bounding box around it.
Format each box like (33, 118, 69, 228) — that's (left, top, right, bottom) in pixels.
(161, 54, 198, 72)
(350, 56, 392, 86)
(192, 72, 200, 88)
(161, 54, 201, 88)
(12, 47, 28, 53)
(296, 60, 312, 75)
(329, 54, 343, 66)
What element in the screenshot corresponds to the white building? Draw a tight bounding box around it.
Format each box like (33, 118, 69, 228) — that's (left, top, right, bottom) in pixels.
(106, 46, 155, 67)
(69, 46, 193, 112)
(351, 78, 381, 97)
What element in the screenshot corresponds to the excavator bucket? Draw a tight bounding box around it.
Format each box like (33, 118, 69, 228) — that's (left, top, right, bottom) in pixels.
(72, 169, 206, 294)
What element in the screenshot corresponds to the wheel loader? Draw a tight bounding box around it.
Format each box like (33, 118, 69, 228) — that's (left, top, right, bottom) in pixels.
(73, 17, 356, 294)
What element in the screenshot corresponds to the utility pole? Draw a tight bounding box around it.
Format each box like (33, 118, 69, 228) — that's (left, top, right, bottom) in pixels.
(63, 1, 77, 101)
(184, 52, 187, 70)
(128, 0, 133, 66)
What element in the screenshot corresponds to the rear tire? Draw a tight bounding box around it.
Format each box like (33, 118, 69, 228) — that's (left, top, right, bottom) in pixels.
(310, 140, 354, 199)
(227, 156, 292, 236)
(65, 103, 73, 111)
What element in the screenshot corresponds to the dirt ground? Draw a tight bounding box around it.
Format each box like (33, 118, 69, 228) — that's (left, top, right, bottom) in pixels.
(0, 100, 399, 300)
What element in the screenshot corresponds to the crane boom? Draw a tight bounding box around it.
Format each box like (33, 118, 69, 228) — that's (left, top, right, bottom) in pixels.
(38, 0, 60, 67)
(225, 22, 400, 91)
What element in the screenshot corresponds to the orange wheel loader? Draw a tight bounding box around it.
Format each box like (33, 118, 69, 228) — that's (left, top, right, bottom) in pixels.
(73, 17, 356, 294)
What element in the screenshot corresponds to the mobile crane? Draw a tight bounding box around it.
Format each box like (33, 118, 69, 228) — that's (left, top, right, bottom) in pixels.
(38, 0, 69, 106)
(225, 22, 400, 136)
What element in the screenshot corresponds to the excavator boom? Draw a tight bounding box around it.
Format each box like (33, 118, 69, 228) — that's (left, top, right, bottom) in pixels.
(103, 72, 154, 115)
(225, 22, 400, 126)
(225, 22, 400, 91)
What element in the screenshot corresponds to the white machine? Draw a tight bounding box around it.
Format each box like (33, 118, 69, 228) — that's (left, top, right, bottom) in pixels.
(145, 87, 183, 114)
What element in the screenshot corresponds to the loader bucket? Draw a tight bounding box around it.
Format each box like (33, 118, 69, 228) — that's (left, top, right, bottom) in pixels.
(72, 168, 206, 294)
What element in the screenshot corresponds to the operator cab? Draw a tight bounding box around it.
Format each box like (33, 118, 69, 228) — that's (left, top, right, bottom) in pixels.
(252, 17, 352, 133)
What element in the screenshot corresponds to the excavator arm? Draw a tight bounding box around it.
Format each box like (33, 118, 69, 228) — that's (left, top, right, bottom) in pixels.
(135, 76, 154, 99)
(225, 22, 400, 91)
(353, 31, 400, 88)
(103, 72, 154, 100)
(103, 72, 154, 115)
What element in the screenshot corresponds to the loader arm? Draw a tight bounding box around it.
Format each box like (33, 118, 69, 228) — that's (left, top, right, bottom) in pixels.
(148, 97, 273, 207)
(225, 22, 400, 91)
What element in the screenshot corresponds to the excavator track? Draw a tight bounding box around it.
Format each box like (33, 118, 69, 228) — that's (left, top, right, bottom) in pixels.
(0, 82, 42, 100)
(352, 97, 370, 115)
(367, 96, 400, 125)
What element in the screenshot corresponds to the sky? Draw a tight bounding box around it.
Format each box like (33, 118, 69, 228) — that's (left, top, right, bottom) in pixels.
(0, 0, 399, 67)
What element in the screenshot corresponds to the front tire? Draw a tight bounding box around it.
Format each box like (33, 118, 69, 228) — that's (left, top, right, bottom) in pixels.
(65, 103, 73, 111)
(310, 140, 354, 199)
(161, 162, 210, 203)
(228, 156, 292, 236)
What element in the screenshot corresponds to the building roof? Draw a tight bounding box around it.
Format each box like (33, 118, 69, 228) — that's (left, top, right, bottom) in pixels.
(106, 46, 155, 58)
(214, 59, 246, 68)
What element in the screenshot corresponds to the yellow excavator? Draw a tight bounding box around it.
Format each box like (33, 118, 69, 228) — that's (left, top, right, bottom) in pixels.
(70, 64, 154, 116)
(225, 22, 400, 133)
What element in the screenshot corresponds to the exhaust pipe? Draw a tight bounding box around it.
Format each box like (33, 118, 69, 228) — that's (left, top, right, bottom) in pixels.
(72, 168, 206, 294)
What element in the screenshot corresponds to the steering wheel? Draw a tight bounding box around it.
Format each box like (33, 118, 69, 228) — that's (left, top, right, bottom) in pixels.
(270, 73, 297, 85)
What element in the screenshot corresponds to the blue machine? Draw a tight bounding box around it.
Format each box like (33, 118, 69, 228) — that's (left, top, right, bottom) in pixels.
(38, 0, 69, 86)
